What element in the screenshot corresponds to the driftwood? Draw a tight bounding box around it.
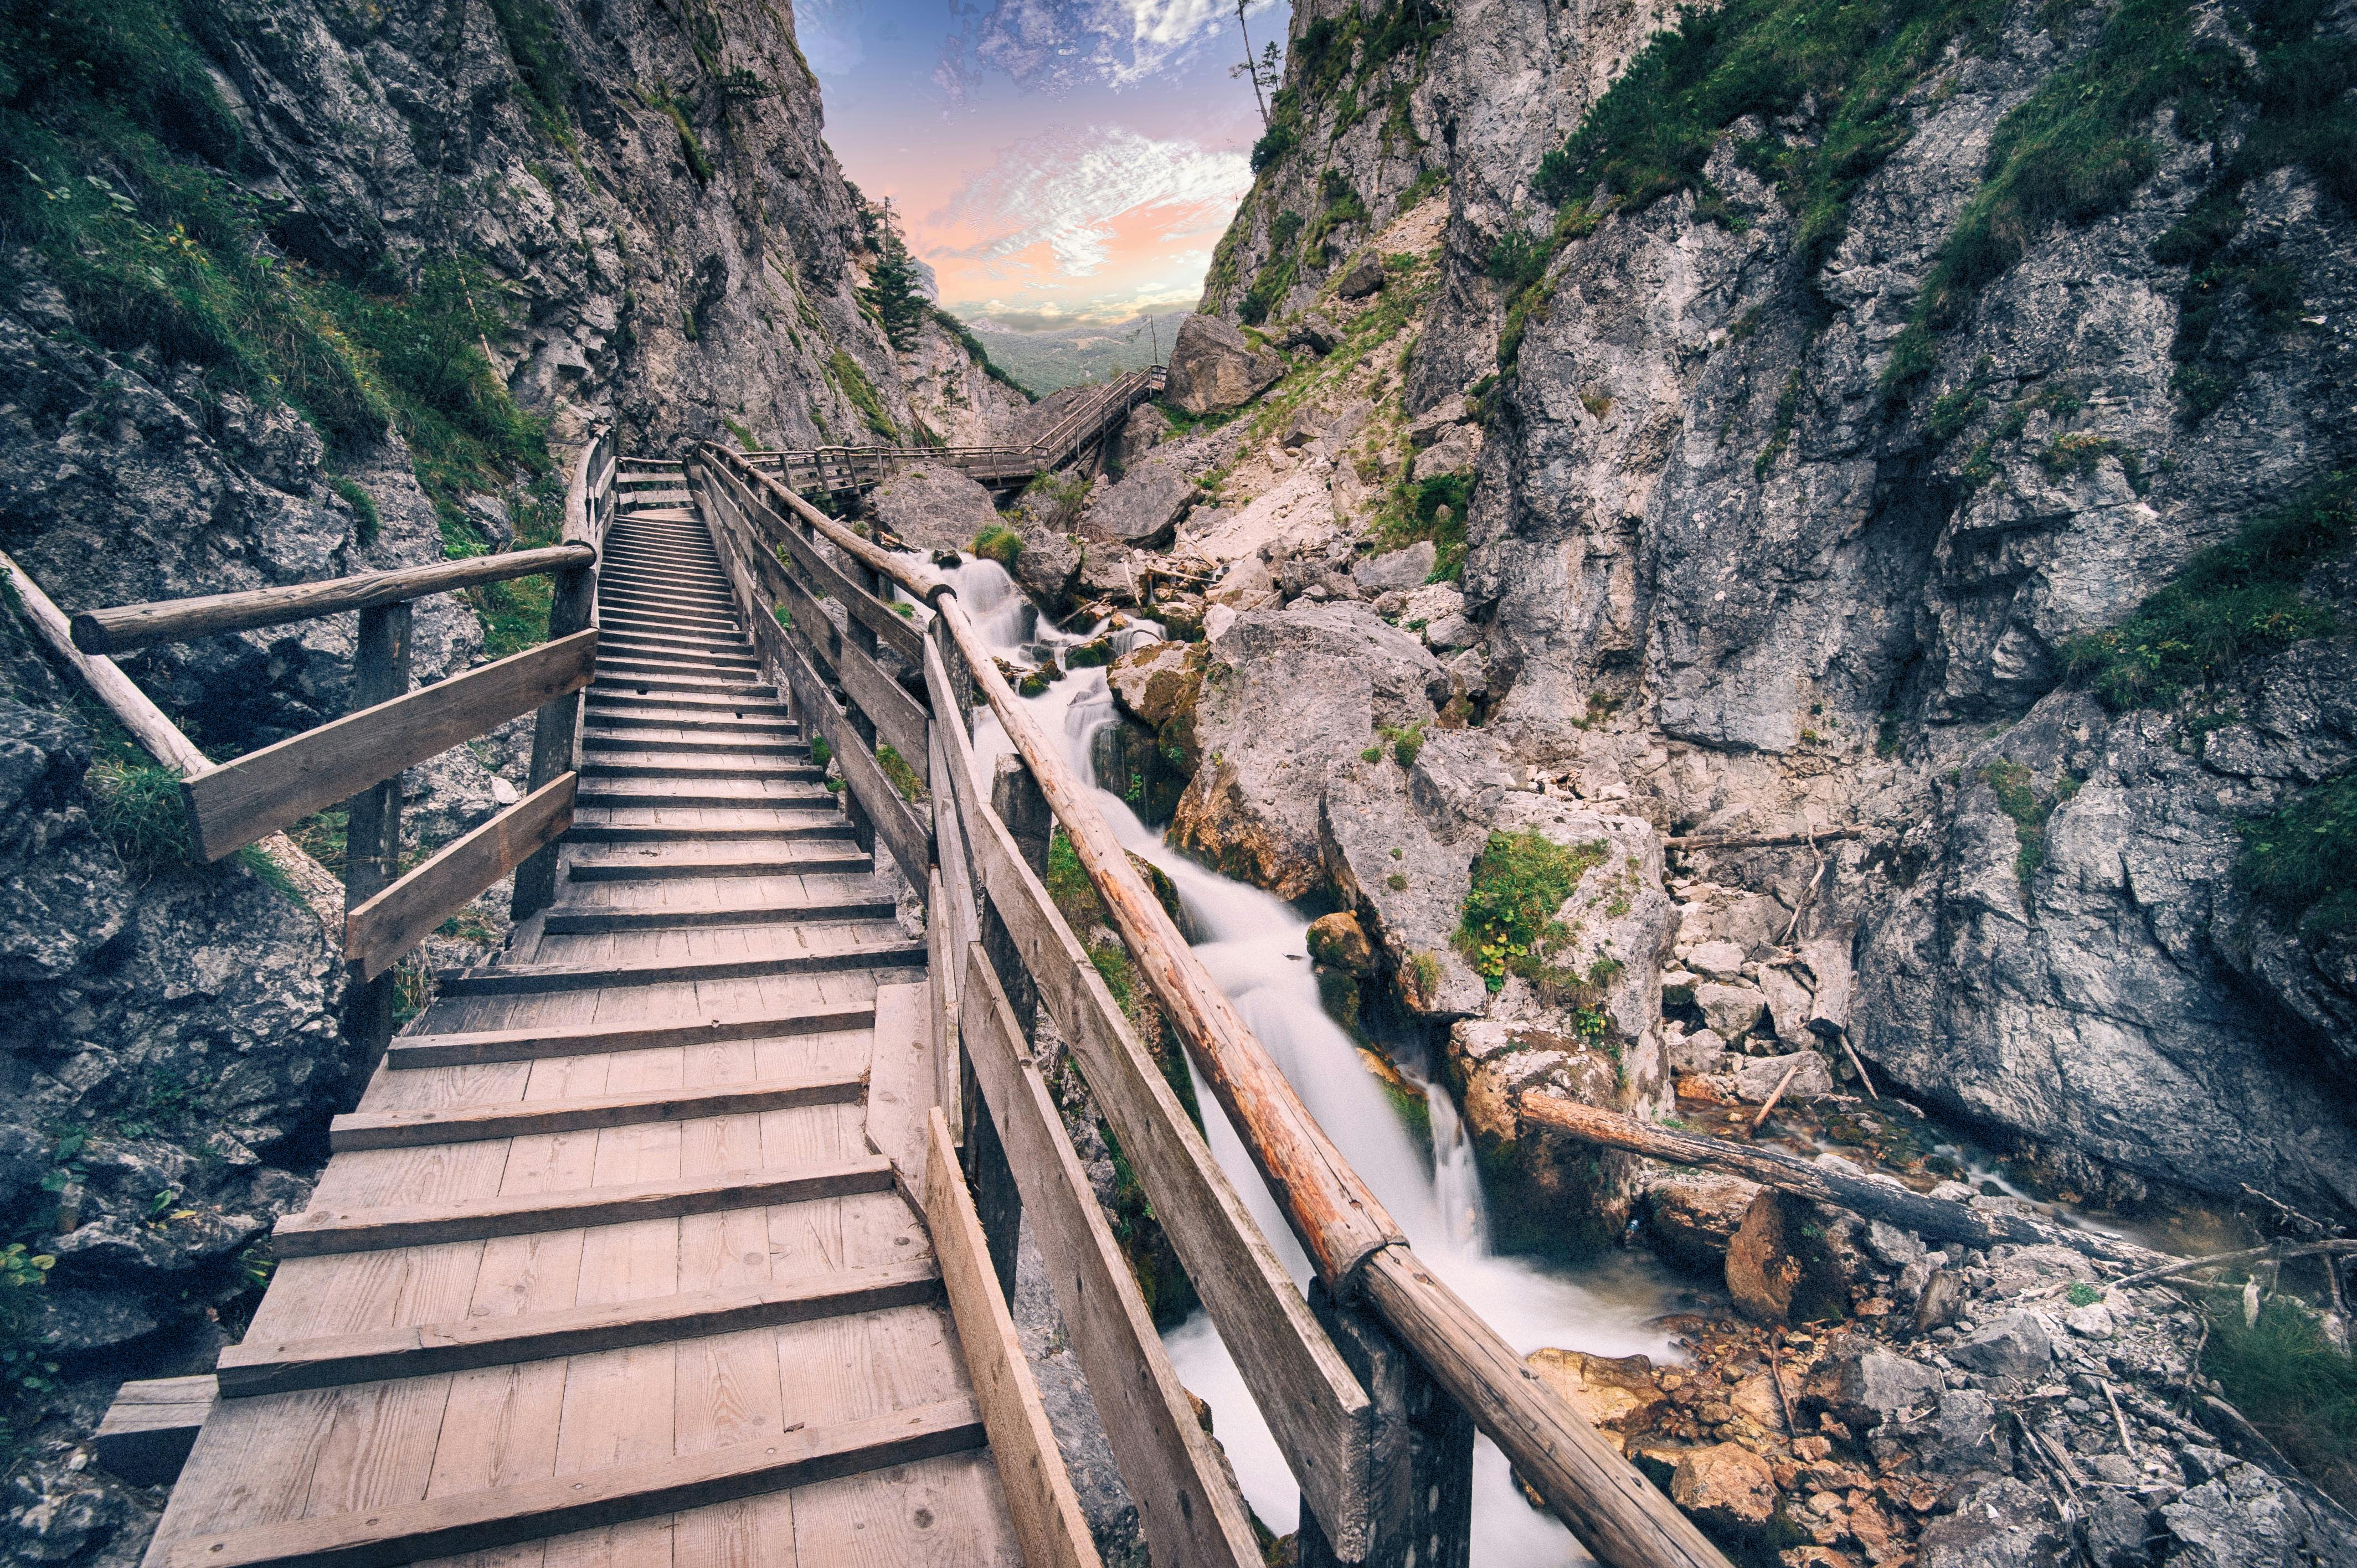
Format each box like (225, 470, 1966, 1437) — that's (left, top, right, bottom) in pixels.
(1520, 1095, 2157, 1266)
(1665, 827, 1864, 852)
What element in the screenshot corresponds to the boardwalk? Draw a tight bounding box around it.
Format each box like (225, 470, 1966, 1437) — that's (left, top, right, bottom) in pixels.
(136, 484, 1037, 1568)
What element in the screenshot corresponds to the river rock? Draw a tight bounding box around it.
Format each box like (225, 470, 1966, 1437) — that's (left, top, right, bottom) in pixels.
(1666, 1026, 1729, 1074)
(1524, 1348, 1665, 1431)
(1306, 911, 1376, 975)
(1668, 1443, 1778, 1536)
(1352, 541, 1435, 592)
(1726, 1189, 1860, 1322)
(1163, 314, 1284, 415)
(1834, 1348, 1944, 1422)
(1731, 1050, 1834, 1103)
(1084, 463, 1194, 549)
(1644, 1170, 1762, 1269)
(868, 461, 999, 554)
(1169, 603, 1442, 899)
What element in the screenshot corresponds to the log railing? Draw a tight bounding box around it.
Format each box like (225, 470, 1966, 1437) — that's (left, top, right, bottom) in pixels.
(688, 440, 1733, 1568)
(64, 426, 619, 1081)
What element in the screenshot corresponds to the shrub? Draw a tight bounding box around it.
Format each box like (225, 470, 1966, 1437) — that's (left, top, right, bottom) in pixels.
(1455, 829, 1608, 991)
(2197, 1287, 2357, 1508)
(86, 755, 194, 875)
(2238, 774, 2357, 941)
(973, 523, 1025, 569)
(2061, 472, 2351, 709)
(1250, 121, 1299, 174)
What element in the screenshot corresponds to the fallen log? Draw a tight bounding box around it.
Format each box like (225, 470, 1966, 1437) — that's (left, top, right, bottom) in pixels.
(1519, 1095, 2158, 1267)
(1664, 827, 1864, 852)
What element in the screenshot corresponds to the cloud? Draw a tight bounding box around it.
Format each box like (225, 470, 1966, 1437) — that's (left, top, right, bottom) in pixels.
(943, 0, 1281, 94)
(929, 126, 1248, 278)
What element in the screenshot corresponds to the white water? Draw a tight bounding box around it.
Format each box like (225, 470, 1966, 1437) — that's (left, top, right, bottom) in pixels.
(927, 556, 1691, 1563)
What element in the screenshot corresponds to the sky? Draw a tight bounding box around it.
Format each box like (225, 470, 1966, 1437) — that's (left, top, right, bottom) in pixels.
(798, 0, 1285, 327)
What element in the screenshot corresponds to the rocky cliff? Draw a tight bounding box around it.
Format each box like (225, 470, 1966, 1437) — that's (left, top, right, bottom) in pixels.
(0, 2, 1022, 1555)
(1142, 0, 2357, 1228)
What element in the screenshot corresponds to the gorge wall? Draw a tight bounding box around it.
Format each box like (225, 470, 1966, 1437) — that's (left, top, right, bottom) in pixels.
(1118, 0, 2357, 1225)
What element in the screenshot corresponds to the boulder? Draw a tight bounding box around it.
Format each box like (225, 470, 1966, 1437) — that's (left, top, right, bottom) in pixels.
(1731, 1050, 1834, 1103)
(1334, 251, 1386, 299)
(1282, 311, 1341, 354)
(1645, 1170, 1762, 1269)
(1669, 1443, 1779, 1537)
(1406, 396, 1468, 448)
(1109, 402, 1167, 472)
(1306, 911, 1377, 975)
(1524, 1348, 1665, 1431)
(1668, 1026, 1729, 1074)
(1686, 940, 1748, 979)
(1084, 465, 1195, 549)
(1695, 980, 1767, 1039)
(868, 461, 1001, 554)
(1078, 544, 1140, 604)
(1164, 314, 1285, 414)
(1423, 612, 1479, 651)
(1178, 467, 1337, 565)
(1168, 604, 1441, 899)
(1757, 963, 1818, 1049)
(1799, 930, 1855, 1037)
(1834, 1348, 1944, 1421)
(1411, 422, 1483, 481)
(1726, 1188, 1859, 1321)
(1352, 541, 1436, 592)
(1950, 1311, 2052, 1380)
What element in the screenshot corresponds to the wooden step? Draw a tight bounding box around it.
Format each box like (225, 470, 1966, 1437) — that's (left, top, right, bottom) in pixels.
(328, 1065, 871, 1149)
(595, 627, 752, 656)
(592, 673, 774, 698)
(565, 822, 868, 846)
(581, 732, 807, 758)
(601, 609, 744, 637)
(602, 588, 737, 615)
(596, 656, 764, 682)
(213, 1257, 941, 1395)
(574, 790, 835, 814)
(580, 709, 792, 734)
(586, 689, 785, 715)
(437, 940, 924, 994)
(542, 896, 899, 933)
(274, 1155, 899, 1255)
(582, 759, 815, 780)
(157, 1397, 985, 1568)
(600, 573, 732, 599)
(385, 1005, 875, 1067)
(93, 1376, 215, 1486)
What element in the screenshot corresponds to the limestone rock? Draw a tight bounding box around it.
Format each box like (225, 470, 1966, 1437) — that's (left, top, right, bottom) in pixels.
(1110, 403, 1167, 472)
(1177, 466, 1337, 565)
(1406, 397, 1468, 449)
(1950, 1311, 2052, 1380)
(1524, 1348, 1665, 1431)
(1726, 1189, 1858, 1322)
(1411, 422, 1483, 481)
(1164, 314, 1284, 414)
(1686, 940, 1748, 979)
(1353, 541, 1437, 592)
(1834, 1349, 1943, 1421)
(1757, 963, 1819, 1049)
(1667, 1027, 1730, 1074)
(1334, 252, 1386, 299)
(868, 462, 999, 555)
(1085, 464, 1195, 549)
(1731, 1050, 1835, 1103)
(1695, 981, 1767, 1039)
(1306, 911, 1377, 975)
(1282, 311, 1341, 354)
(1107, 641, 1206, 730)
(1669, 1443, 1779, 1535)
(1645, 1170, 1762, 1270)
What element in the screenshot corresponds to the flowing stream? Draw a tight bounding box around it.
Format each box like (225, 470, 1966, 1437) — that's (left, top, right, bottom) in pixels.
(924, 556, 1694, 1562)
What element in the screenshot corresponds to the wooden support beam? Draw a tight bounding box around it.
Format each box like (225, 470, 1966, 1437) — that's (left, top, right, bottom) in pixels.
(182, 629, 598, 861)
(328, 1066, 867, 1149)
(959, 945, 1266, 1568)
(1517, 1094, 2154, 1265)
(923, 1108, 1103, 1568)
(214, 1258, 941, 1396)
(382, 1007, 873, 1068)
(766, 612, 933, 884)
(68, 544, 596, 654)
(345, 772, 575, 981)
(271, 1154, 897, 1256)
(93, 1375, 215, 1486)
(162, 1397, 986, 1568)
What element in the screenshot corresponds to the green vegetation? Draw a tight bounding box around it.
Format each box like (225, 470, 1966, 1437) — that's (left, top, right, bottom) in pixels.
(1, 1240, 58, 1461)
(1238, 208, 1305, 326)
(1981, 759, 2080, 882)
(328, 476, 382, 545)
(876, 742, 928, 804)
(825, 350, 898, 440)
(1396, 168, 1447, 213)
(1455, 828, 1608, 992)
(2060, 472, 2350, 709)
(1377, 720, 1426, 767)
(2066, 1282, 2104, 1307)
(85, 753, 195, 875)
(972, 523, 1025, 569)
(649, 88, 713, 185)
(2238, 775, 2357, 940)
(809, 735, 833, 772)
(486, 0, 577, 143)
(858, 203, 930, 351)
(722, 416, 760, 452)
(929, 307, 1034, 397)
(1372, 471, 1473, 581)
(2197, 1287, 2357, 1507)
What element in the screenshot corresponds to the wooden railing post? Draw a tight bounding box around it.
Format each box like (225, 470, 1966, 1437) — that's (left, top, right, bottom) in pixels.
(1299, 1281, 1474, 1568)
(961, 754, 1052, 1299)
(510, 558, 595, 920)
(341, 601, 411, 1089)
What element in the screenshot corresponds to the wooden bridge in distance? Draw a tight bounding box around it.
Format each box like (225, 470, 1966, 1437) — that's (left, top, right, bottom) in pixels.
(54, 399, 1734, 1568)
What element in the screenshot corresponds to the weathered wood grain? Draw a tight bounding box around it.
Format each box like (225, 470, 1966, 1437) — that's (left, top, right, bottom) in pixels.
(346, 773, 575, 982)
(328, 1066, 867, 1149)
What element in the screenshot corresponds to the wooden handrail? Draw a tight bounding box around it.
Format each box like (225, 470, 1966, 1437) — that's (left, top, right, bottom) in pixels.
(694, 441, 1734, 1568)
(70, 544, 596, 654)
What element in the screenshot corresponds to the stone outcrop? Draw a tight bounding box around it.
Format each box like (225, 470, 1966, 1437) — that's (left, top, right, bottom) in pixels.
(1083, 463, 1195, 549)
(870, 462, 1002, 555)
(1162, 314, 1284, 415)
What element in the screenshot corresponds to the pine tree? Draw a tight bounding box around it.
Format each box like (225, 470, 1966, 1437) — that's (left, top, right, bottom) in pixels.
(859, 202, 929, 352)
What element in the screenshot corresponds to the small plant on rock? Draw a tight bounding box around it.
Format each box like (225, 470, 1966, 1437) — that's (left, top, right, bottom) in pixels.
(972, 523, 1024, 569)
(1455, 828, 1608, 992)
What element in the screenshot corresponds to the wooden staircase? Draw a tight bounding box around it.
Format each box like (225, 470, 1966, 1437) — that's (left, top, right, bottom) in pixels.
(133, 484, 1064, 1567)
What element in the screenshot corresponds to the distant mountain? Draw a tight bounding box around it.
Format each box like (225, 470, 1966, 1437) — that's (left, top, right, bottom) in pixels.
(953, 312, 1192, 396)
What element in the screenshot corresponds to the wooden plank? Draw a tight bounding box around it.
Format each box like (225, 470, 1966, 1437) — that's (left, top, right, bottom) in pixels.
(214, 1258, 943, 1396)
(433, 940, 924, 996)
(162, 1397, 986, 1568)
(69, 545, 595, 655)
(922, 1110, 1102, 1568)
(770, 629, 932, 884)
(94, 1376, 216, 1486)
(383, 1008, 873, 1069)
(272, 1156, 898, 1256)
(714, 464, 924, 662)
(329, 1067, 868, 1149)
(861, 982, 932, 1187)
(347, 773, 575, 982)
(182, 630, 598, 862)
(958, 946, 1264, 1568)
(832, 636, 929, 764)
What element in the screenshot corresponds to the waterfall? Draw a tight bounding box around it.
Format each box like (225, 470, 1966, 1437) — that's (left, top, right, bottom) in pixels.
(928, 555, 1688, 1563)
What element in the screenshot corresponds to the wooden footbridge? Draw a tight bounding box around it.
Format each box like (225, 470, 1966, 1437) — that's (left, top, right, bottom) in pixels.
(42, 412, 1732, 1568)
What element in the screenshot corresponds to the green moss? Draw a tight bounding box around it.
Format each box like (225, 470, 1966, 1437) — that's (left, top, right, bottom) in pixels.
(485, 0, 575, 143)
(1455, 829, 1608, 992)
(650, 89, 713, 185)
(722, 416, 760, 452)
(1982, 759, 2078, 882)
(876, 742, 928, 804)
(326, 476, 381, 544)
(2061, 471, 2351, 708)
(826, 350, 898, 440)
(972, 523, 1024, 569)
(2238, 774, 2357, 940)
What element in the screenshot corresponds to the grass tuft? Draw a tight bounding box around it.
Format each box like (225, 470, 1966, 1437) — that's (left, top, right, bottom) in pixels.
(972, 523, 1024, 569)
(2237, 774, 2357, 941)
(1455, 828, 1608, 993)
(2198, 1287, 2357, 1508)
